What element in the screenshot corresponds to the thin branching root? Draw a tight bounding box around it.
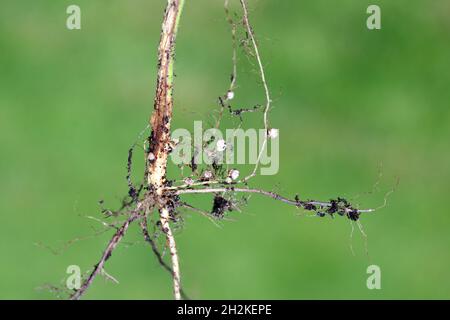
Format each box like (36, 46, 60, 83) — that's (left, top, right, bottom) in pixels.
(67, 0, 390, 300)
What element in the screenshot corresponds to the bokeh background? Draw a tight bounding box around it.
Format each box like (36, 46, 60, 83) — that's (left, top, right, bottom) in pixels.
(1, 0, 449, 299)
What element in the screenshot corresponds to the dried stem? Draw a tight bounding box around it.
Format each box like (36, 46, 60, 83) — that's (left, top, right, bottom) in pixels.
(148, 0, 185, 190)
(147, 0, 185, 300)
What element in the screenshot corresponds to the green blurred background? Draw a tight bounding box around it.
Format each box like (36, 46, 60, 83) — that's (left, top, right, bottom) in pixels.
(1, 0, 449, 299)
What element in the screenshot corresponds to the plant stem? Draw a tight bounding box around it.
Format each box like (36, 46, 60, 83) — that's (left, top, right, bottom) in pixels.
(148, 0, 185, 300)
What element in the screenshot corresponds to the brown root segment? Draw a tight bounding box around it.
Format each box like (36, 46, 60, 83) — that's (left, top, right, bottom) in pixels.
(148, 0, 182, 191)
(147, 0, 184, 300)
